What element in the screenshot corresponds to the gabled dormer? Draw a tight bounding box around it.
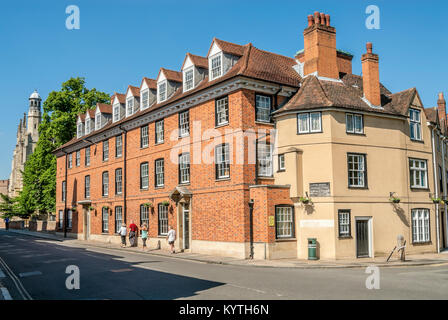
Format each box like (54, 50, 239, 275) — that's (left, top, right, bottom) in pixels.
(140, 78, 157, 110)
(95, 103, 112, 130)
(125, 86, 140, 117)
(112, 93, 126, 123)
(157, 68, 182, 104)
(207, 38, 243, 81)
(85, 109, 95, 135)
(181, 53, 208, 92)
(77, 114, 85, 139)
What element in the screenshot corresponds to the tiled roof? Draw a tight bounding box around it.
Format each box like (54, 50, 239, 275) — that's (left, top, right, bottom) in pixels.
(127, 85, 140, 97)
(141, 77, 157, 90)
(113, 93, 126, 104)
(86, 109, 95, 118)
(159, 68, 183, 83)
(209, 38, 246, 57)
(78, 114, 85, 122)
(274, 73, 415, 117)
(182, 53, 208, 70)
(97, 103, 112, 114)
(424, 107, 437, 123)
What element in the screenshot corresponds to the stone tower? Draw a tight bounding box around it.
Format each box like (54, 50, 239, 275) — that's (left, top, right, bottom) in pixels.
(8, 90, 42, 197)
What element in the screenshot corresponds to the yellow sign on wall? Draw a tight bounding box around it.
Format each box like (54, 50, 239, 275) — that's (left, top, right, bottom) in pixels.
(268, 216, 275, 227)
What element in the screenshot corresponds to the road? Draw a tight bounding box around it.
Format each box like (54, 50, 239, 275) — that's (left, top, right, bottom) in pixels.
(0, 230, 447, 300)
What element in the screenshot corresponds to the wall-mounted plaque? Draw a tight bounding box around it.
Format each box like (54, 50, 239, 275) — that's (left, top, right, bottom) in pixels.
(309, 183, 331, 197)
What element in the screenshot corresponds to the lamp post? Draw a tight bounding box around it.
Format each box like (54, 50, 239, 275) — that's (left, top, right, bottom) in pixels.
(248, 199, 254, 260)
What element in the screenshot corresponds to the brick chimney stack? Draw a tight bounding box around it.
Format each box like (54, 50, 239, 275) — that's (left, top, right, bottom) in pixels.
(437, 92, 446, 130)
(361, 42, 381, 107)
(303, 12, 339, 79)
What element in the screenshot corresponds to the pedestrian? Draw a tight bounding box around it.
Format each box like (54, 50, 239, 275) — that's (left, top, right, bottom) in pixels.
(166, 225, 176, 254)
(118, 223, 127, 248)
(129, 220, 138, 247)
(141, 223, 148, 251)
(4, 217, 9, 231)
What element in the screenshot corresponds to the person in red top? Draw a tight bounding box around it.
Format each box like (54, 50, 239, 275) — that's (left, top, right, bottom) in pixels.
(129, 221, 138, 247)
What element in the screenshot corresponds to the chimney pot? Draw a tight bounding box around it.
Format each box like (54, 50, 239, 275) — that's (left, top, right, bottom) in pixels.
(307, 15, 314, 27)
(325, 14, 330, 26)
(320, 13, 326, 25)
(314, 11, 320, 24)
(366, 42, 373, 54)
(439, 92, 445, 101)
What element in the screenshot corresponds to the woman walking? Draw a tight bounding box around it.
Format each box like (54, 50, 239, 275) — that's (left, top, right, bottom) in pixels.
(166, 225, 176, 254)
(118, 223, 127, 248)
(141, 223, 148, 251)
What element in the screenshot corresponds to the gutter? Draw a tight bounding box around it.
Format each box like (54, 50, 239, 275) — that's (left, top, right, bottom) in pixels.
(431, 128, 441, 253)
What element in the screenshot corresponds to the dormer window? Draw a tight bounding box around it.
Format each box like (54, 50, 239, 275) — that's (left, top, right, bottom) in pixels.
(113, 103, 120, 122)
(77, 122, 83, 138)
(141, 89, 149, 110)
(409, 108, 422, 141)
(85, 118, 91, 134)
(210, 53, 222, 80)
(158, 81, 167, 103)
(184, 67, 194, 92)
(95, 113, 101, 130)
(126, 98, 134, 116)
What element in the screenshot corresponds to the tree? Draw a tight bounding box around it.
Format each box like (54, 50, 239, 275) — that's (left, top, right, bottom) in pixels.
(17, 77, 110, 215)
(0, 194, 19, 219)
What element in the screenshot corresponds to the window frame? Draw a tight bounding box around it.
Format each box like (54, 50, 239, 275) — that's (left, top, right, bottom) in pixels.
(347, 153, 367, 189)
(102, 171, 109, 197)
(179, 110, 190, 138)
(346, 113, 364, 134)
(115, 206, 123, 233)
(115, 168, 123, 195)
(278, 154, 285, 172)
(58, 210, 63, 229)
(113, 103, 120, 122)
(62, 181, 66, 202)
(155, 119, 164, 144)
(85, 146, 90, 166)
(75, 150, 81, 167)
(411, 208, 431, 244)
(158, 80, 167, 103)
(178, 153, 190, 184)
(67, 210, 73, 229)
(158, 204, 169, 236)
(209, 52, 223, 80)
(141, 89, 150, 110)
(102, 207, 109, 233)
(255, 94, 272, 123)
(215, 96, 229, 126)
(84, 175, 90, 199)
(95, 113, 101, 130)
(297, 112, 322, 134)
(183, 66, 194, 92)
(155, 158, 165, 187)
(140, 125, 149, 149)
(409, 158, 428, 189)
(115, 135, 122, 158)
(409, 108, 422, 141)
(275, 205, 295, 239)
(102, 140, 109, 162)
(215, 143, 230, 179)
(68, 153, 73, 169)
(338, 210, 352, 238)
(140, 162, 149, 190)
(126, 97, 134, 117)
(257, 143, 273, 177)
(140, 204, 149, 227)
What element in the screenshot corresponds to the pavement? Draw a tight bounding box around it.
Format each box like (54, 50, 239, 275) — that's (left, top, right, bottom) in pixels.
(6, 228, 448, 269)
(1, 229, 447, 300)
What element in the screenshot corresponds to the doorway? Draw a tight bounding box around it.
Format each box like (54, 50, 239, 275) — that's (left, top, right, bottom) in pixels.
(356, 217, 372, 258)
(182, 203, 190, 250)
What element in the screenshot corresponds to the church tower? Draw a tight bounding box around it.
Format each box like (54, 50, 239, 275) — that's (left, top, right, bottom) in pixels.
(27, 90, 41, 155)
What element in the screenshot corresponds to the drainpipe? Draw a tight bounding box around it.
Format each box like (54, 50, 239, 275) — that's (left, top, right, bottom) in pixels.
(119, 125, 128, 224)
(431, 128, 441, 253)
(248, 199, 254, 259)
(443, 137, 448, 248)
(61, 150, 68, 239)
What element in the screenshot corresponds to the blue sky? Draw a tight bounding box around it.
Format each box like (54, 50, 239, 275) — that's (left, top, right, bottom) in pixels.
(0, 0, 447, 179)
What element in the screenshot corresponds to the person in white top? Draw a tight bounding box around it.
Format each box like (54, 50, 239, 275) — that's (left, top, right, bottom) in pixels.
(166, 225, 176, 254)
(118, 223, 127, 248)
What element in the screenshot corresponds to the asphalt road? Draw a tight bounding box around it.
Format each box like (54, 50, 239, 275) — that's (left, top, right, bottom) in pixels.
(0, 230, 447, 300)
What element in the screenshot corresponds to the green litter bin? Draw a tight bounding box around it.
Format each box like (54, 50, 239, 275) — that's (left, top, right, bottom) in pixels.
(308, 238, 317, 260)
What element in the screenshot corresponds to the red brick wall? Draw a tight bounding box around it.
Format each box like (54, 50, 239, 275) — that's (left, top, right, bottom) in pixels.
(56, 88, 283, 243)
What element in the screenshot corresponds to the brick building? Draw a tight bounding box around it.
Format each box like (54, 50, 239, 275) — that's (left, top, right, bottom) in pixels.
(54, 12, 447, 259)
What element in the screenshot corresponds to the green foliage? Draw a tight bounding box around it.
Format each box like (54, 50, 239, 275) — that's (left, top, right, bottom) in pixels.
(0, 194, 20, 218)
(17, 77, 109, 216)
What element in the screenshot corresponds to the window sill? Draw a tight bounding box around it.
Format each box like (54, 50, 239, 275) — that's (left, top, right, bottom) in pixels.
(116, 155, 122, 159)
(412, 241, 432, 246)
(258, 176, 275, 180)
(297, 131, 323, 135)
(346, 132, 366, 136)
(102, 195, 109, 198)
(410, 139, 424, 144)
(338, 236, 353, 240)
(178, 135, 190, 139)
(255, 121, 274, 126)
(277, 169, 286, 173)
(410, 187, 429, 191)
(348, 186, 368, 190)
(179, 182, 190, 186)
(140, 188, 149, 192)
(216, 177, 231, 182)
(140, 146, 149, 150)
(155, 185, 165, 189)
(215, 123, 229, 129)
(275, 238, 296, 242)
(155, 142, 164, 146)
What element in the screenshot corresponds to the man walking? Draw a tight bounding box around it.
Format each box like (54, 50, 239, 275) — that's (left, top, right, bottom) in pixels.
(166, 225, 176, 254)
(4, 217, 9, 231)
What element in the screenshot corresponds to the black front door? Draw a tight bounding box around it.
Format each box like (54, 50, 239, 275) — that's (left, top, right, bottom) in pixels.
(356, 220, 370, 258)
(183, 204, 190, 250)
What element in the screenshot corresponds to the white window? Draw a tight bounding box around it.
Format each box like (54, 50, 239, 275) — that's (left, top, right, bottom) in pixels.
(179, 153, 190, 184)
(68, 153, 73, 168)
(297, 112, 322, 134)
(158, 204, 168, 235)
(141, 89, 149, 110)
(412, 209, 430, 243)
(85, 119, 91, 134)
(85, 147, 90, 166)
(184, 67, 194, 91)
(278, 154, 285, 171)
(179, 110, 189, 137)
(140, 162, 149, 189)
(95, 113, 101, 130)
(140, 205, 149, 226)
(155, 159, 164, 187)
(158, 81, 167, 103)
(85, 175, 90, 198)
(115, 206, 123, 233)
(155, 120, 164, 144)
(257, 144, 273, 177)
(256, 95, 271, 123)
(115, 168, 122, 195)
(215, 144, 230, 179)
(58, 210, 63, 229)
(115, 135, 122, 158)
(102, 207, 109, 233)
(113, 103, 120, 122)
(127, 98, 134, 116)
(75, 150, 80, 166)
(102, 171, 109, 196)
(62, 181, 66, 201)
(215, 96, 229, 126)
(346, 113, 363, 134)
(67, 210, 73, 229)
(77, 123, 83, 138)
(103, 140, 109, 161)
(338, 210, 351, 237)
(410, 108, 422, 141)
(348, 153, 366, 188)
(210, 53, 222, 80)
(275, 206, 294, 239)
(140, 126, 149, 148)
(409, 158, 428, 189)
